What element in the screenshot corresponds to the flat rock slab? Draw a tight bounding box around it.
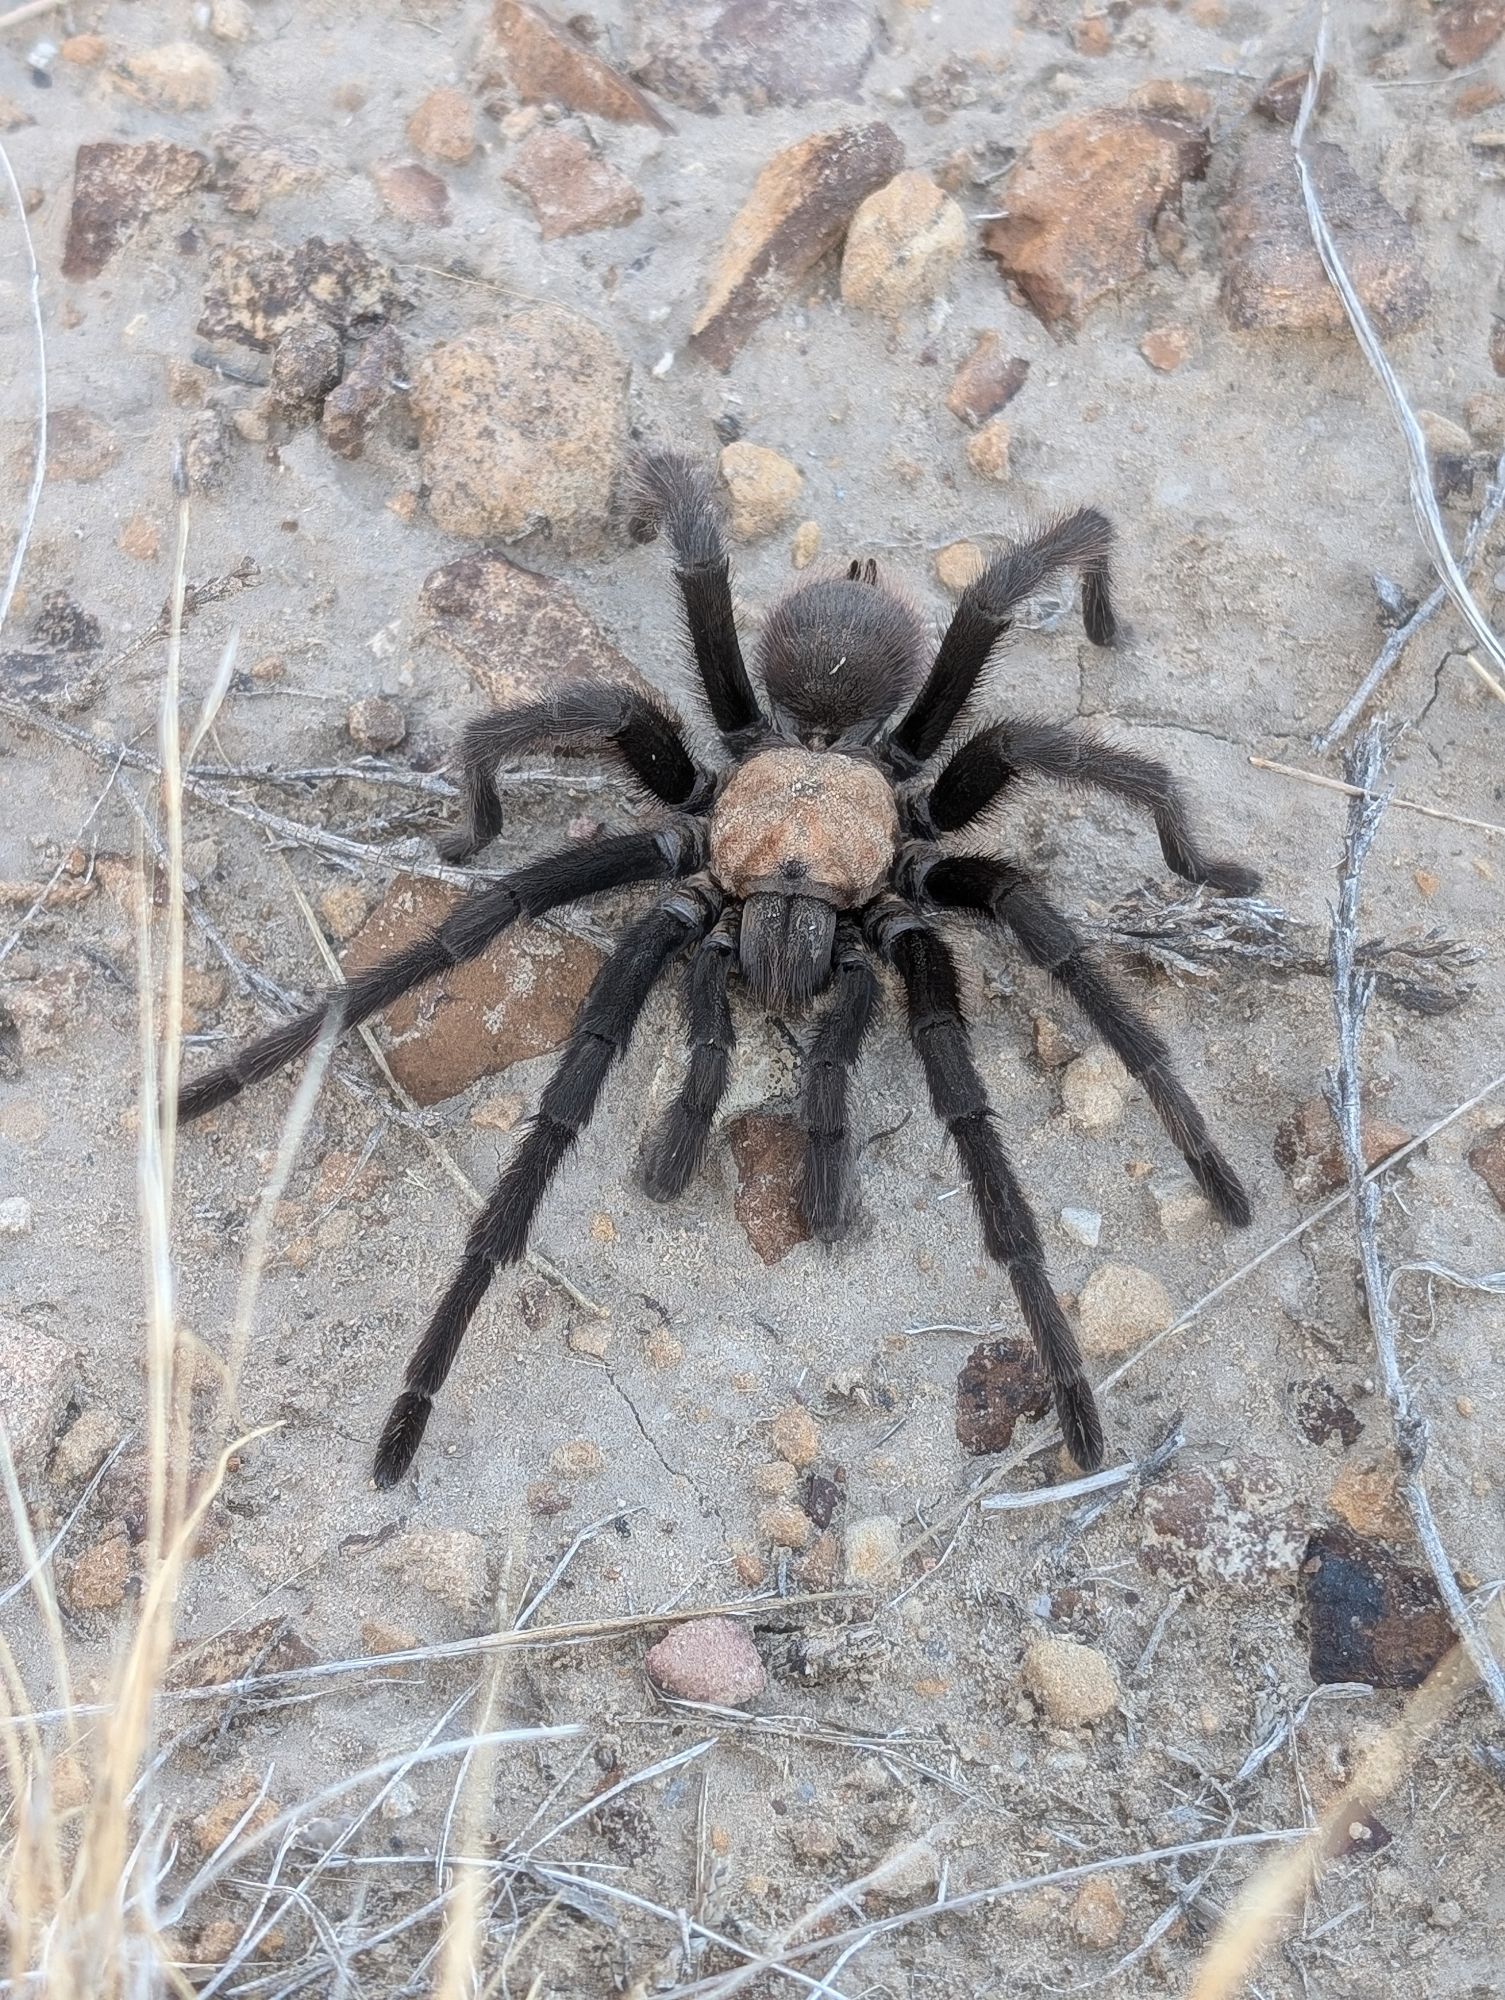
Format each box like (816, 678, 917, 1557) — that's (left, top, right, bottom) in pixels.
(343, 875, 605, 1104)
(1220, 132, 1430, 336)
(490, 0, 671, 128)
(421, 551, 650, 705)
(631, 0, 874, 113)
(690, 122, 903, 370)
(982, 107, 1210, 330)
(728, 1111, 810, 1263)
(63, 140, 209, 280)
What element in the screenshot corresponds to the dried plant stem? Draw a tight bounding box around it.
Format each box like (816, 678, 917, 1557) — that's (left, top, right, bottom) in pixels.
(1189, 1604, 1504, 1998)
(1249, 754, 1505, 840)
(0, 0, 66, 27)
(1326, 723, 1505, 1728)
(0, 137, 45, 639)
(1464, 649, 1505, 708)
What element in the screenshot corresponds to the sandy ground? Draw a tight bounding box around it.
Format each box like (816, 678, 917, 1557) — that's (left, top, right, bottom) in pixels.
(2, 0, 1504, 1993)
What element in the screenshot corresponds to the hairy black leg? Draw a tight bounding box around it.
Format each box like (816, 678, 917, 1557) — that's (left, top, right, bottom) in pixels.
(797, 921, 880, 1240)
(921, 854, 1253, 1227)
(639, 908, 739, 1201)
(923, 719, 1260, 895)
(627, 450, 766, 742)
(178, 825, 703, 1122)
(869, 905, 1103, 1469)
(439, 681, 713, 864)
(884, 510, 1116, 774)
(374, 886, 717, 1487)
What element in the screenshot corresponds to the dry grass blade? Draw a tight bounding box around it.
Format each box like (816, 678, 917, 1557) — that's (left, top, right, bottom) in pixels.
(1249, 753, 1505, 841)
(1188, 1604, 1504, 1998)
(1326, 721, 1505, 1727)
(0, 137, 46, 640)
(1292, 12, 1505, 744)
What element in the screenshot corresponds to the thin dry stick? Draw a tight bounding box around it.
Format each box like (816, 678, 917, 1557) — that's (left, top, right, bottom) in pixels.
(1293, 13, 1505, 741)
(1249, 754, 1505, 840)
(1327, 723, 1505, 1727)
(1188, 1606, 1503, 1999)
(0, 137, 45, 640)
(1464, 649, 1505, 708)
(0, 0, 66, 27)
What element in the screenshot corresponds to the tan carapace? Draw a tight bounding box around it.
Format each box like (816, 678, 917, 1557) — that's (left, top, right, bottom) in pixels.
(708, 745, 899, 907)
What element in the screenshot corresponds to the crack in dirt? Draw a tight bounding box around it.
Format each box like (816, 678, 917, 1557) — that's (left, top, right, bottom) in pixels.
(601, 1355, 731, 1537)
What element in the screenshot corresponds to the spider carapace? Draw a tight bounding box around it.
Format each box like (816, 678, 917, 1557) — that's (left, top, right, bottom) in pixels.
(179, 450, 1259, 1487)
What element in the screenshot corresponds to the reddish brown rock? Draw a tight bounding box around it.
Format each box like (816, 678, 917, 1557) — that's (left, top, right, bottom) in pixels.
(320, 328, 407, 460)
(421, 551, 648, 706)
(645, 1616, 766, 1704)
(503, 126, 642, 239)
(1253, 60, 1331, 126)
(945, 334, 1029, 427)
(1301, 1526, 1454, 1688)
(407, 86, 476, 164)
(63, 1528, 132, 1612)
(1139, 324, 1194, 372)
(168, 1614, 317, 1690)
(1469, 1124, 1505, 1209)
(982, 108, 1209, 330)
(631, 0, 873, 113)
(1436, 0, 1505, 66)
(1140, 1457, 1306, 1590)
(728, 1113, 810, 1263)
(198, 236, 408, 350)
(490, 0, 671, 129)
(1221, 132, 1429, 336)
(372, 161, 452, 226)
(840, 171, 966, 316)
(1273, 1095, 1411, 1199)
(690, 122, 903, 370)
(46, 407, 120, 482)
(344, 876, 605, 1103)
(265, 320, 344, 430)
(955, 1339, 1050, 1456)
(411, 308, 628, 546)
(62, 140, 209, 280)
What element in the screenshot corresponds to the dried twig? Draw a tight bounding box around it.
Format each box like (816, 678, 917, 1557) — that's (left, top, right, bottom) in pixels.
(1249, 753, 1505, 841)
(1325, 721, 1505, 1728)
(981, 1419, 1183, 1513)
(1292, 12, 1505, 745)
(1094, 880, 1481, 1017)
(0, 137, 46, 639)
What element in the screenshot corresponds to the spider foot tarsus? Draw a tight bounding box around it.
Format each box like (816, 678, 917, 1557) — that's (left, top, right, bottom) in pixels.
(373, 1390, 432, 1489)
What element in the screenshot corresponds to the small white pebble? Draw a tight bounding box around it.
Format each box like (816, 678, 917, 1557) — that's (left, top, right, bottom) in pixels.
(0, 1197, 33, 1237)
(651, 350, 675, 377)
(1059, 1207, 1101, 1248)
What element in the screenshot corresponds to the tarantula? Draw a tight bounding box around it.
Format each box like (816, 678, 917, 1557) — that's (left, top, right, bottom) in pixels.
(179, 451, 1259, 1487)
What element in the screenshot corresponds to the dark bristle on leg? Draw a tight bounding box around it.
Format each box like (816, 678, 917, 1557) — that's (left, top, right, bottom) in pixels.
(797, 923, 879, 1240)
(874, 913, 1104, 1470)
(920, 854, 1253, 1228)
(627, 449, 766, 740)
(924, 718, 1260, 897)
(437, 682, 709, 865)
(372, 890, 716, 1487)
(640, 917, 738, 1202)
(177, 829, 696, 1124)
(885, 507, 1118, 771)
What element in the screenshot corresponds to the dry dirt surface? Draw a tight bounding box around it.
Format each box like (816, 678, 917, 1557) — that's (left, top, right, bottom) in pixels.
(2, 1, 1504, 1995)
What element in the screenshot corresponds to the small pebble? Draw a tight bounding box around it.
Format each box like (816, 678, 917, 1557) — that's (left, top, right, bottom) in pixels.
(1059, 1207, 1102, 1248)
(759, 1499, 813, 1550)
(1073, 1876, 1126, 1948)
(843, 1513, 901, 1585)
(381, 1528, 489, 1614)
(769, 1402, 820, 1468)
(407, 86, 476, 165)
(718, 442, 803, 541)
(549, 1438, 604, 1479)
(1061, 1050, 1128, 1132)
(1139, 323, 1194, 372)
(965, 416, 1010, 482)
(346, 696, 407, 753)
(864, 1837, 941, 1905)
(0, 1196, 33, 1235)
(1022, 1636, 1119, 1726)
(840, 171, 966, 316)
(645, 1615, 767, 1705)
(1078, 1262, 1172, 1358)
(791, 519, 822, 568)
(935, 540, 984, 592)
(1149, 1171, 1213, 1244)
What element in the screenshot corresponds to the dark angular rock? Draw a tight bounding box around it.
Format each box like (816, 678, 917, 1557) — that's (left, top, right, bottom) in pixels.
(1436, 0, 1505, 67)
(631, 0, 873, 114)
(63, 140, 209, 280)
(1220, 132, 1430, 336)
(1300, 1526, 1454, 1689)
(690, 122, 903, 370)
(945, 335, 1029, 427)
(955, 1339, 1051, 1456)
(320, 328, 407, 461)
(1292, 1377, 1364, 1449)
(728, 1113, 810, 1263)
